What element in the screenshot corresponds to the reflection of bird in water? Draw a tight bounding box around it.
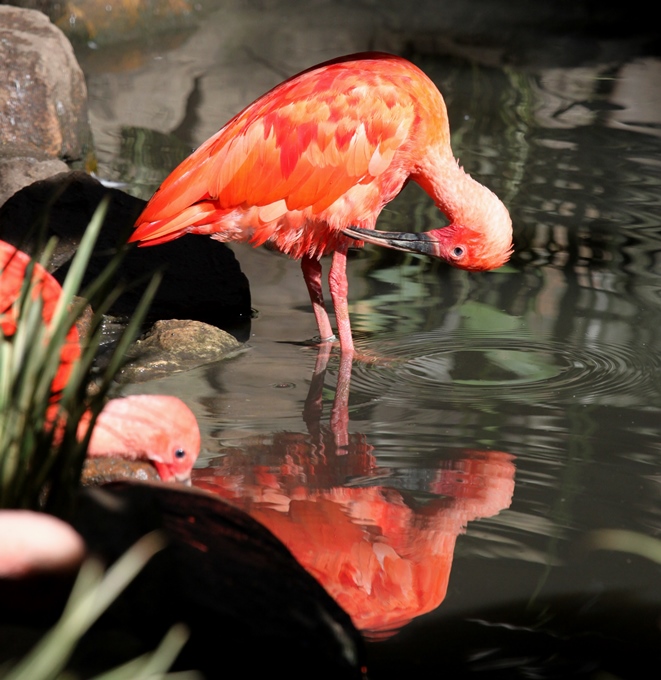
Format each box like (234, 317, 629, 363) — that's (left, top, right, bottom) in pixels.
(131, 52, 513, 354)
(193, 345, 516, 636)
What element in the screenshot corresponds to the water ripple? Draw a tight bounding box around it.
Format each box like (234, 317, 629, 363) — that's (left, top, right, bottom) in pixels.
(353, 333, 661, 406)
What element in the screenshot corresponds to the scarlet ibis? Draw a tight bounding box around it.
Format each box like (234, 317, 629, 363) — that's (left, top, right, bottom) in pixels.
(1, 240, 200, 482)
(130, 52, 513, 353)
(0, 239, 80, 395)
(81, 395, 200, 483)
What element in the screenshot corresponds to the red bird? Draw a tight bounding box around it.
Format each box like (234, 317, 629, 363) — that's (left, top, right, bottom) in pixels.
(0, 240, 80, 396)
(130, 52, 513, 354)
(81, 394, 200, 483)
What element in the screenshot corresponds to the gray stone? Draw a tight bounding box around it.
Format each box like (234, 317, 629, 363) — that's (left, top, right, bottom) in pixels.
(0, 6, 92, 161)
(81, 457, 161, 486)
(0, 156, 69, 207)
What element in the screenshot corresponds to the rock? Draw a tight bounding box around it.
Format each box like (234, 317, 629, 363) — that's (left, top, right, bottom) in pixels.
(73, 295, 95, 341)
(81, 457, 161, 485)
(53, 0, 200, 46)
(70, 481, 366, 679)
(119, 319, 244, 383)
(0, 171, 252, 332)
(0, 6, 92, 161)
(0, 157, 69, 207)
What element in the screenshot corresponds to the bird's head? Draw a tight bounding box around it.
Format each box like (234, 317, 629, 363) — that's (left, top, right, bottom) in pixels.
(143, 398, 201, 483)
(87, 395, 201, 484)
(343, 212, 513, 272)
(425, 219, 513, 272)
(344, 160, 513, 271)
(436, 188, 514, 270)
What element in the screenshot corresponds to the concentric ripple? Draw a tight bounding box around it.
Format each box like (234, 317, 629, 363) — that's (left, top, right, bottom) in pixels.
(351, 333, 661, 406)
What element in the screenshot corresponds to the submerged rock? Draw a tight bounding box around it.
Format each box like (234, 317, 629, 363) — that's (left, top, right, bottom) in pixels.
(119, 318, 244, 383)
(81, 457, 161, 485)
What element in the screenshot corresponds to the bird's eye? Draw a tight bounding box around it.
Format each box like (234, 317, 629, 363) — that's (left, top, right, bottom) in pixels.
(174, 448, 186, 459)
(451, 246, 465, 259)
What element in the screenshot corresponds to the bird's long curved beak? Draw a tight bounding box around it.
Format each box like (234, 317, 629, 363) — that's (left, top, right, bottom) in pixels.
(343, 226, 439, 257)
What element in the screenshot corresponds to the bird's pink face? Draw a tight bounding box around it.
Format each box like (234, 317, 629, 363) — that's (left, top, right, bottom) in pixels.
(137, 397, 201, 482)
(343, 220, 513, 273)
(88, 395, 201, 483)
(150, 428, 201, 483)
(432, 223, 514, 272)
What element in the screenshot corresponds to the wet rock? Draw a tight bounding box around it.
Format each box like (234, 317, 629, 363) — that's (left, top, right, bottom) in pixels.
(73, 296, 95, 341)
(0, 171, 252, 332)
(81, 457, 161, 485)
(119, 319, 244, 383)
(0, 6, 92, 161)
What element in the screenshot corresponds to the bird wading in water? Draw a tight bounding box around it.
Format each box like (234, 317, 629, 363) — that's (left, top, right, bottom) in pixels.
(130, 52, 513, 354)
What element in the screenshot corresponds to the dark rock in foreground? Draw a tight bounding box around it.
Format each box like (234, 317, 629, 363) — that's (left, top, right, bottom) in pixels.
(72, 481, 366, 679)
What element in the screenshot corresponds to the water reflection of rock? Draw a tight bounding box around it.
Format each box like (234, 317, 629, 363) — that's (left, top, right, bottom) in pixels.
(193, 347, 516, 636)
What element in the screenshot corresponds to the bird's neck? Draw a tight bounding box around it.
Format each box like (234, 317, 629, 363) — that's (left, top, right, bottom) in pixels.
(414, 149, 501, 230)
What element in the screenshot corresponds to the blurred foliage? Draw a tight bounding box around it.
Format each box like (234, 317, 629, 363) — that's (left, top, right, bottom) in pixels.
(588, 529, 661, 565)
(0, 203, 195, 678)
(0, 533, 199, 680)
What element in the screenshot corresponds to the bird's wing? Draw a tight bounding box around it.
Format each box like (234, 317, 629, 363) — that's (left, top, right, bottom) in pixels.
(136, 67, 417, 228)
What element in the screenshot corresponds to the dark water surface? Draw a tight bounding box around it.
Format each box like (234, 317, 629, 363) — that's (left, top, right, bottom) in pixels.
(74, 5, 661, 676)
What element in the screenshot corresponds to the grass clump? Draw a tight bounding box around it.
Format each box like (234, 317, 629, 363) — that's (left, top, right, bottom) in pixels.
(0, 199, 159, 516)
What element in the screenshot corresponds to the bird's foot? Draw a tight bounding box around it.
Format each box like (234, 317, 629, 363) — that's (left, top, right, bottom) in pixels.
(349, 349, 400, 367)
(304, 334, 337, 345)
(303, 335, 401, 367)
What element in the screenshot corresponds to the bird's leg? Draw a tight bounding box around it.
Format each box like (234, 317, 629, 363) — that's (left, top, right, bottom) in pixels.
(328, 242, 354, 355)
(302, 342, 332, 438)
(301, 255, 336, 343)
(330, 349, 353, 450)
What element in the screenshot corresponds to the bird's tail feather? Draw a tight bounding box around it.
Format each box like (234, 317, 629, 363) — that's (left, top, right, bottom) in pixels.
(130, 201, 223, 246)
